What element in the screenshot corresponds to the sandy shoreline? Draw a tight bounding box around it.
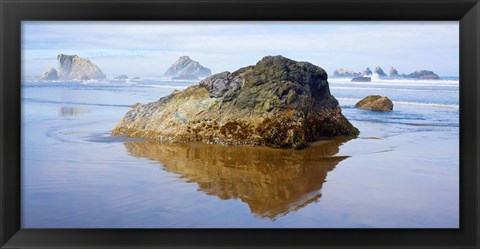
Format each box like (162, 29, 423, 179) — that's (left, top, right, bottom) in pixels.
(21, 83, 459, 228)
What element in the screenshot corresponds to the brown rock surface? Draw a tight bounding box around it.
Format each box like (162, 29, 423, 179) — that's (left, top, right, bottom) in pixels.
(113, 55, 359, 149)
(57, 54, 106, 80)
(355, 95, 393, 112)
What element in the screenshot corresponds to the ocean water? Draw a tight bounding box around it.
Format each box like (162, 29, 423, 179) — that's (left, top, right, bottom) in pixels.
(21, 77, 459, 228)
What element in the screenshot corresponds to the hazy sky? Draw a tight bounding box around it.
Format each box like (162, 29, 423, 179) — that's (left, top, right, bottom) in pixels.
(22, 21, 459, 78)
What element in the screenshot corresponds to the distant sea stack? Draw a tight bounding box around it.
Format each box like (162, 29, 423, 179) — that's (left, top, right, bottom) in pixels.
(363, 67, 372, 76)
(373, 66, 387, 77)
(164, 56, 211, 79)
(405, 69, 440, 80)
(332, 68, 362, 78)
(389, 67, 400, 78)
(57, 54, 106, 80)
(40, 67, 58, 80)
(351, 77, 371, 82)
(331, 66, 440, 80)
(114, 75, 129, 80)
(113, 55, 359, 149)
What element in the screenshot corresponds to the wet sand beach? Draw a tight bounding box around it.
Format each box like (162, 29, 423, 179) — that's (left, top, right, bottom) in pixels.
(21, 79, 459, 228)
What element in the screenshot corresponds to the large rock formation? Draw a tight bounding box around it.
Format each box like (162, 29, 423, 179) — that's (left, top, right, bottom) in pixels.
(113, 55, 359, 149)
(40, 67, 58, 80)
(355, 95, 393, 112)
(164, 56, 211, 79)
(332, 68, 362, 78)
(363, 67, 372, 76)
(373, 66, 387, 77)
(405, 69, 440, 79)
(57, 54, 106, 80)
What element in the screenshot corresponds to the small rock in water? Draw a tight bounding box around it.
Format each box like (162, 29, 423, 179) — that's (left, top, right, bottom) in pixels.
(351, 77, 371, 82)
(40, 67, 58, 80)
(114, 75, 129, 80)
(355, 95, 393, 112)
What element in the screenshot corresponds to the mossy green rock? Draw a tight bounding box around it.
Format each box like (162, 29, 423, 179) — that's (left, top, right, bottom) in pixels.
(113, 55, 359, 149)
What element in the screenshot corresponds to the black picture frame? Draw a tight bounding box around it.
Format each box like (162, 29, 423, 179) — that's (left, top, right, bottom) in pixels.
(1, 0, 479, 248)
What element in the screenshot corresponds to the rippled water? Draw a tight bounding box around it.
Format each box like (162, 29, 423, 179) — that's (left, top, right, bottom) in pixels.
(21, 78, 459, 228)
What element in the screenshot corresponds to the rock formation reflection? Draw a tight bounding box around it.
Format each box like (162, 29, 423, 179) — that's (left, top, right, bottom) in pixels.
(123, 138, 351, 219)
(59, 107, 90, 116)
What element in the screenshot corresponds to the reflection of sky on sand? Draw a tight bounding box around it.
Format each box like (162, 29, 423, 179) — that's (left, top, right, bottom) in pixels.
(124, 138, 351, 219)
(58, 106, 90, 116)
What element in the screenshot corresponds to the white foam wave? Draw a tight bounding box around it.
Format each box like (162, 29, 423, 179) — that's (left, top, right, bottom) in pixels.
(371, 73, 381, 81)
(331, 82, 459, 87)
(394, 101, 459, 109)
(140, 84, 189, 90)
(27, 79, 121, 86)
(330, 86, 458, 93)
(337, 97, 459, 109)
(130, 76, 207, 82)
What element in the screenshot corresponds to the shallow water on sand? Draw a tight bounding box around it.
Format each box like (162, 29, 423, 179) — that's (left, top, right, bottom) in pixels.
(21, 79, 459, 228)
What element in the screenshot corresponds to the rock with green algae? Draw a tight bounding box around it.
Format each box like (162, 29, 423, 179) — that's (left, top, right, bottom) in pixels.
(112, 55, 359, 149)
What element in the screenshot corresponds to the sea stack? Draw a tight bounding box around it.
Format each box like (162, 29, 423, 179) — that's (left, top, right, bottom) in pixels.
(405, 69, 440, 80)
(57, 54, 106, 80)
(113, 55, 359, 149)
(373, 66, 387, 77)
(332, 68, 362, 78)
(389, 67, 400, 78)
(363, 67, 372, 76)
(164, 56, 211, 79)
(39, 67, 58, 80)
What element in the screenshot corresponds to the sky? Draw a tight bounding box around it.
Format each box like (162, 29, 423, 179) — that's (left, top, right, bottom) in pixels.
(22, 21, 459, 78)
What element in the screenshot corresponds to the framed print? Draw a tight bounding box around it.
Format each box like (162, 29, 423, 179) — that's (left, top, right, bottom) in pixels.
(1, 0, 479, 248)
